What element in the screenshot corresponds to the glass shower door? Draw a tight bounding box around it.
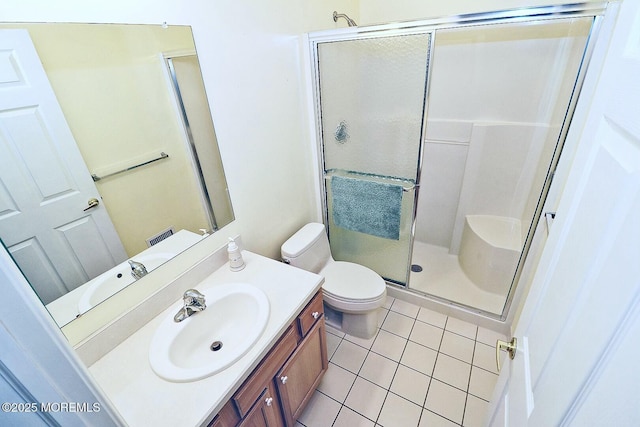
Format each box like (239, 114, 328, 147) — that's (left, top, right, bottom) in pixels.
(409, 17, 594, 315)
(315, 32, 432, 285)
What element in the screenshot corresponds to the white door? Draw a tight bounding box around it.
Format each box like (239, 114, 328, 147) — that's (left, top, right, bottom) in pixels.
(487, 1, 640, 425)
(0, 29, 127, 305)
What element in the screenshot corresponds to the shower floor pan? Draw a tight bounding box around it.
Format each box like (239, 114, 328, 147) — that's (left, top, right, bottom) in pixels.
(409, 241, 506, 315)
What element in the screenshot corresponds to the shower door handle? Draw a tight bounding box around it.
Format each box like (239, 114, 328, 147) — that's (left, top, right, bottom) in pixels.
(496, 337, 517, 372)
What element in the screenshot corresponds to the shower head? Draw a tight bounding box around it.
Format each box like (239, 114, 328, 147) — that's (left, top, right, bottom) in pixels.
(333, 11, 357, 27)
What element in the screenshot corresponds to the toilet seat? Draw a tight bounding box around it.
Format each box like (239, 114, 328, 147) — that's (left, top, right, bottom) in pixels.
(320, 261, 386, 313)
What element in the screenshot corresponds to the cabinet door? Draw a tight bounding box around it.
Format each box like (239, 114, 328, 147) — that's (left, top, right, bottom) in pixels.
(209, 399, 240, 427)
(276, 319, 328, 426)
(239, 382, 284, 427)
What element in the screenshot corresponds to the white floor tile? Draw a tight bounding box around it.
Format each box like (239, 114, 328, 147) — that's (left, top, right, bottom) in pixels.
(297, 390, 341, 427)
(433, 353, 471, 392)
(468, 366, 498, 401)
(390, 298, 420, 318)
(383, 296, 395, 309)
(378, 392, 422, 427)
(326, 332, 342, 360)
(473, 342, 499, 374)
(326, 324, 346, 338)
(359, 352, 398, 389)
(381, 310, 415, 338)
(317, 363, 356, 403)
(344, 377, 387, 422)
(440, 331, 475, 364)
(419, 409, 461, 427)
(371, 329, 407, 362)
(445, 317, 478, 340)
(345, 329, 378, 349)
(410, 320, 444, 350)
(463, 394, 489, 427)
(304, 307, 503, 427)
(400, 340, 438, 375)
(332, 340, 368, 374)
(417, 307, 448, 329)
(333, 406, 376, 427)
(377, 307, 389, 328)
(425, 379, 467, 424)
(390, 364, 430, 406)
(476, 326, 506, 347)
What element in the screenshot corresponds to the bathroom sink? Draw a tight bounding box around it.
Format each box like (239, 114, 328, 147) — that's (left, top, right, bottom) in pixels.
(77, 252, 174, 313)
(149, 282, 270, 382)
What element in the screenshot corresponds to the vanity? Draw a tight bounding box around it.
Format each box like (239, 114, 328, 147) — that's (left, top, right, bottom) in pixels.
(212, 291, 327, 426)
(88, 250, 326, 426)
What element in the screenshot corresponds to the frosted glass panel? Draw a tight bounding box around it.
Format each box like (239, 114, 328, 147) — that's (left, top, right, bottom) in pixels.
(326, 171, 416, 283)
(318, 33, 431, 180)
(316, 33, 431, 285)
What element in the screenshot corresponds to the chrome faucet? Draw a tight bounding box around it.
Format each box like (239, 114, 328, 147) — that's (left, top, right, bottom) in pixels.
(174, 289, 207, 322)
(128, 259, 148, 280)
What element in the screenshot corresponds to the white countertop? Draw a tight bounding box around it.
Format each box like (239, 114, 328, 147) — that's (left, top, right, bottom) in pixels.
(88, 251, 323, 427)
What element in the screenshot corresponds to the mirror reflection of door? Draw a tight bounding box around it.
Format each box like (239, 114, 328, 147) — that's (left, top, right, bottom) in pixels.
(0, 29, 127, 304)
(0, 23, 234, 330)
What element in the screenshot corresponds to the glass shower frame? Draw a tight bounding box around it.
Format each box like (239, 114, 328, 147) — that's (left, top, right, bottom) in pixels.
(307, 2, 607, 320)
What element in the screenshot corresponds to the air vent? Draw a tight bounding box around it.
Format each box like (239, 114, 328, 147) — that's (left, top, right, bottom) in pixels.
(146, 227, 175, 247)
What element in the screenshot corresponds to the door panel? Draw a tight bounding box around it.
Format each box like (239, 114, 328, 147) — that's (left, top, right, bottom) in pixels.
(8, 238, 69, 304)
(2, 107, 76, 198)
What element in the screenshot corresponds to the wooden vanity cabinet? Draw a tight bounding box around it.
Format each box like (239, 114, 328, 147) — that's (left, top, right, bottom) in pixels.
(276, 319, 327, 426)
(210, 291, 327, 427)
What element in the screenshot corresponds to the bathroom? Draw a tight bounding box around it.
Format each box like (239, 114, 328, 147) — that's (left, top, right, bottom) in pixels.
(1, 0, 639, 426)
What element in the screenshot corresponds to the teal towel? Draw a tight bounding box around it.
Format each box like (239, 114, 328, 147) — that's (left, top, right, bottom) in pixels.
(331, 175, 403, 240)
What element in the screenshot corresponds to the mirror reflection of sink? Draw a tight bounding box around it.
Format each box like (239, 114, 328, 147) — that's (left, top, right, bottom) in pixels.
(77, 252, 174, 313)
(149, 282, 270, 383)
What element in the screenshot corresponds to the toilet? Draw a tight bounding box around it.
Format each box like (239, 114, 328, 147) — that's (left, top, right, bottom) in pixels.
(281, 222, 387, 339)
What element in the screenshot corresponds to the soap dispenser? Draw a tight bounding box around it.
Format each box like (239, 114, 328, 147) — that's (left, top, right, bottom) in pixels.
(227, 237, 245, 271)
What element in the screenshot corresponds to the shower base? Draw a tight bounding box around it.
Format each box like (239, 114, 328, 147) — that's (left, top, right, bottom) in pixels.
(408, 241, 505, 315)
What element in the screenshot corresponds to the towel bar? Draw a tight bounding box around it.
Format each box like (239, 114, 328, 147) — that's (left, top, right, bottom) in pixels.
(323, 175, 417, 192)
(92, 152, 169, 182)
(402, 184, 419, 192)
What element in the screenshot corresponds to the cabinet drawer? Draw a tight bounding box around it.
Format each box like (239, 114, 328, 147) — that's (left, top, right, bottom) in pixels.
(297, 291, 323, 338)
(233, 325, 298, 417)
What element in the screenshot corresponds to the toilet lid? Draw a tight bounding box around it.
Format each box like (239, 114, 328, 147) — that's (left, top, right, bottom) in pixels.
(320, 261, 386, 302)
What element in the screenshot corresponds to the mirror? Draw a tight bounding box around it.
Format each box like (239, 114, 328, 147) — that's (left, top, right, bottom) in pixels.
(0, 23, 234, 328)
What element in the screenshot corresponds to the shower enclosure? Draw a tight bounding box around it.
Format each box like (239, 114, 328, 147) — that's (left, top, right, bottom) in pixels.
(308, 4, 605, 319)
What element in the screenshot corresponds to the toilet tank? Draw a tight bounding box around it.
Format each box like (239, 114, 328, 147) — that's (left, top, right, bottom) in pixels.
(281, 223, 332, 274)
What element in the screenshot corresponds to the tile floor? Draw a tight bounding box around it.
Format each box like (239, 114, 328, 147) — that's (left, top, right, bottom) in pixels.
(296, 296, 507, 427)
